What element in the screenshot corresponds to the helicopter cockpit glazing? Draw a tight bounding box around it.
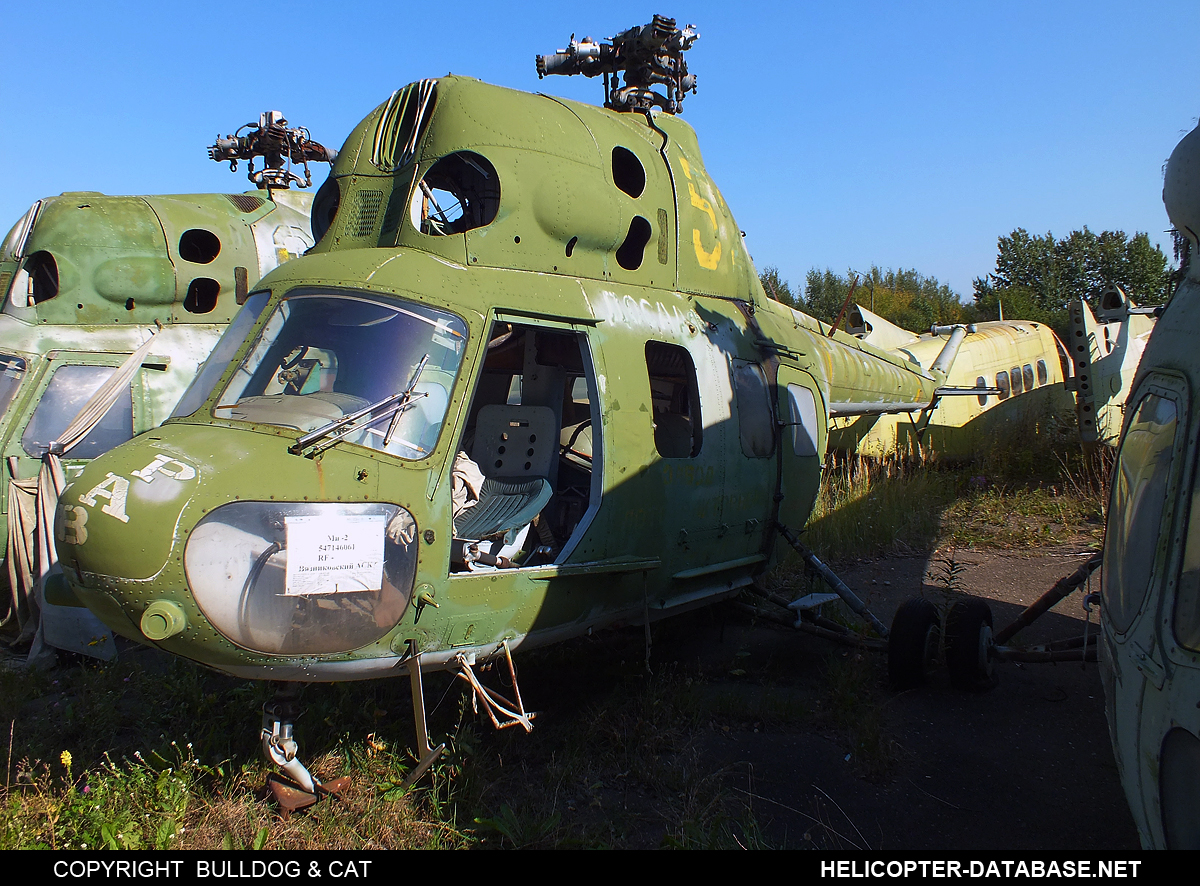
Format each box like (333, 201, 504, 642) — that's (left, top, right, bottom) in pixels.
(206, 289, 468, 460)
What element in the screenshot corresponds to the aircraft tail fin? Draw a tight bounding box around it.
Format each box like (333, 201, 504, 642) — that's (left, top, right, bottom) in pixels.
(847, 305, 919, 350)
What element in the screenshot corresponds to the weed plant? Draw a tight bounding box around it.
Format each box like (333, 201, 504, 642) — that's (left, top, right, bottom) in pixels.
(798, 418, 1110, 566)
(0, 630, 771, 850)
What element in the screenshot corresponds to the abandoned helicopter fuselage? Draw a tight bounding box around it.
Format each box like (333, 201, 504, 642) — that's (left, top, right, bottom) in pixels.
(49, 34, 975, 795)
(54, 72, 961, 679)
(0, 188, 314, 636)
(1100, 118, 1200, 849)
(833, 307, 1075, 459)
(0, 111, 333, 653)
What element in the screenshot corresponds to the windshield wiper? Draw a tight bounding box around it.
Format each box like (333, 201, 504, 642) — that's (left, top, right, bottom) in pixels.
(288, 354, 429, 458)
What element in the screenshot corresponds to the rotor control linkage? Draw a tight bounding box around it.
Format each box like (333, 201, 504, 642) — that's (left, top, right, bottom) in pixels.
(776, 522, 890, 639)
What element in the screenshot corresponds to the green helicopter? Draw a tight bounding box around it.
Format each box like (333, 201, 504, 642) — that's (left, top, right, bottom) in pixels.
(52, 18, 973, 806)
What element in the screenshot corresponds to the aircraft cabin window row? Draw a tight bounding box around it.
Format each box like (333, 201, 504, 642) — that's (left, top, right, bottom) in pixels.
(994, 361, 1049, 401)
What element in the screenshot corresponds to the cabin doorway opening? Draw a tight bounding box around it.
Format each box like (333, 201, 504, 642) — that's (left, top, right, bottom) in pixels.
(449, 320, 601, 572)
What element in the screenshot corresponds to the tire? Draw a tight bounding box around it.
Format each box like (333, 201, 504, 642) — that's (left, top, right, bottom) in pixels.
(888, 598, 942, 690)
(945, 598, 996, 691)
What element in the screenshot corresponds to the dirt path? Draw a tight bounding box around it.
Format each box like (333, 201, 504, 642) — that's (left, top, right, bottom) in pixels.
(668, 546, 1136, 850)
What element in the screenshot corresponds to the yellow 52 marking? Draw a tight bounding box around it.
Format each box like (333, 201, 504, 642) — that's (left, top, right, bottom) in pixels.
(692, 230, 722, 269)
(688, 182, 717, 230)
(678, 156, 722, 271)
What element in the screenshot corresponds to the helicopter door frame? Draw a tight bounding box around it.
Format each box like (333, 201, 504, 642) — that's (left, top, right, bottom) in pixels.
(451, 309, 604, 568)
(774, 364, 827, 533)
(1152, 385, 1200, 847)
(1100, 370, 1191, 844)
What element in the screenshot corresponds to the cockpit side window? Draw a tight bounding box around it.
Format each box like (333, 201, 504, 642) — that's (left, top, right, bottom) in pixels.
(1103, 391, 1179, 634)
(21, 364, 134, 458)
(172, 291, 271, 418)
(646, 341, 702, 458)
(0, 355, 27, 419)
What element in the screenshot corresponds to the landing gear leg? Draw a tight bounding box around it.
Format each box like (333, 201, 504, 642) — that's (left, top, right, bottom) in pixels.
(403, 640, 446, 788)
(261, 682, 349, 814)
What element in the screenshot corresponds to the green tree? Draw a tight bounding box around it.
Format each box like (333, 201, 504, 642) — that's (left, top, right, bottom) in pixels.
(973, 227, 1172, 333)
(759, 266, 799, 309)
(803, 269, 857, 324)
(803, 266, 973, 330)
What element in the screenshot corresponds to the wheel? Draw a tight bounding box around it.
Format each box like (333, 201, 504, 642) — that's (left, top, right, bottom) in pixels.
(945, 598, 996, 691)
(888, 597, 942, 690)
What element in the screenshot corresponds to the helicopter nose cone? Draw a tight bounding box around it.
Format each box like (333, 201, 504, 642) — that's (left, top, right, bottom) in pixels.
(1164, 122, 1200, 267)
(56, 424, 423, 666)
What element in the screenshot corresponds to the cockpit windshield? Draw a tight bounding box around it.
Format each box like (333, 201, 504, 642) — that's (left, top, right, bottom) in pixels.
(212, 288, 467, 459)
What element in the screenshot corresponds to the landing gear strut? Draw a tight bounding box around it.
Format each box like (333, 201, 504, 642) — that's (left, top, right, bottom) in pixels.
(889, 551, 1102, 691)
(261, 683, 350, 814)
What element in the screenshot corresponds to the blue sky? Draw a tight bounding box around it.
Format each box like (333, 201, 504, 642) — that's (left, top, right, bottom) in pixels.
(5, 1, 1196, 300)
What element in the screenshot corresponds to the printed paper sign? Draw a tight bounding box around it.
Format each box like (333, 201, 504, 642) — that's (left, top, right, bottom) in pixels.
(284, 514, 385, 596)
